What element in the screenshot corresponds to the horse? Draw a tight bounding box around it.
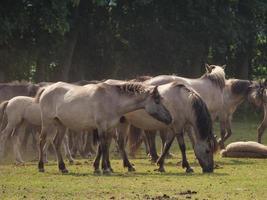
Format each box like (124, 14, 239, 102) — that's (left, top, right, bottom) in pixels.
(0, 81, 40, 103)
(0, 96, 74, 164)
(129, 64, 225, 172)
(254, 80, 267, 143)
(218, 79, 264, 148)
(105, 79, 218, 173)
(35, 81, 172, 174)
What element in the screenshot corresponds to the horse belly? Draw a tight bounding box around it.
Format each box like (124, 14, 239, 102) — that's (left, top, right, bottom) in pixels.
(57, 109, 95, 131)
(125, 110, 167, 130)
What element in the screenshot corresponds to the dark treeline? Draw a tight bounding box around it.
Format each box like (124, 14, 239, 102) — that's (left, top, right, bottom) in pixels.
(0, 0, 266, 83)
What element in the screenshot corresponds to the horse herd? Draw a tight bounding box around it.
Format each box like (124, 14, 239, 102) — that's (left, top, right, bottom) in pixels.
(0, 64, 266, 174)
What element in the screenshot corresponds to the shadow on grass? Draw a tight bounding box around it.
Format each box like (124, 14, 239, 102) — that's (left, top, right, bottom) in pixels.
(215, 159, 255, 166)
(56, 170, 229, 178)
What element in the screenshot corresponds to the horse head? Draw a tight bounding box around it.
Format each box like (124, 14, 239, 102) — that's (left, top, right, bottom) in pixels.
(248, 80, 267, 107)
(144, 86, 172, 125)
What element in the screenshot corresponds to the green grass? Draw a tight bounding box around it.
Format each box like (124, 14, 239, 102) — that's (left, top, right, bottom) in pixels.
(1, 119, 267, 200)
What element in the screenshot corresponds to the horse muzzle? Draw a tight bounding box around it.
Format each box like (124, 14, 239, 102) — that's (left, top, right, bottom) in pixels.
(202, 167, 214, 173)
(149, 112, 172, 125)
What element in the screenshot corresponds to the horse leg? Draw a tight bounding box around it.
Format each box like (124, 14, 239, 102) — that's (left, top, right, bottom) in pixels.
(145, 130, 159, 163)
(38, 122, 57, 173)
(62, 133, 74, 164)
(0, 124, 14, 158)
(53, 125, 68, 173)
(105, 132, 113, 172)
(221, 117, 233, 145)
(218, 120, 227, 149)
(116, 127, 135, 172)
(12, 122, 27, 164)
(176, 132, 193, 173)
(93, 144, 102, 174)
(97, 130, 109, 174)
(83, 131, 95, 157)
(156, 133, 175, 172)
(20, 125, 31, 153)
(160, 130, 173, 158)
(258, 108, 266, 143)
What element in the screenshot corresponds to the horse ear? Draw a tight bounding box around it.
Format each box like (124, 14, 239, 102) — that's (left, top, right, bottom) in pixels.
(205, 63, 212, 73)
(151, 86, 160, 97)
(221, 64, 226, 69)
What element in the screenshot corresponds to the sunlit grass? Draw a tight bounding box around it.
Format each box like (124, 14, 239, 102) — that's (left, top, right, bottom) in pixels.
(0, 119, 267, 200)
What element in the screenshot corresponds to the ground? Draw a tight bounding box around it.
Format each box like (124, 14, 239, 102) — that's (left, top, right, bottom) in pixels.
(0, 118, 267, 200)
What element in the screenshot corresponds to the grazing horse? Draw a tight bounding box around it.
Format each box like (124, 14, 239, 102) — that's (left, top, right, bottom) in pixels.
(108, 80, 218, 173)
(218, 79, 264, 148)
(36, 81, 172, 173)
(0, 96, 74, 163)
(131, 64, 225, 172)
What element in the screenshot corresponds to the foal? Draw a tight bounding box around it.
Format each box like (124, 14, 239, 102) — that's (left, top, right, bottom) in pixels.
(0, 96, 73, 163)
(36, 81, 172, 173)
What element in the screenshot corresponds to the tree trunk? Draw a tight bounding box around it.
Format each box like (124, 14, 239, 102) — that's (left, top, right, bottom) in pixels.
(0, 69, 5, 82)
(60, 29, 79, 81)
(235, 51, 250, 79)
(34, 55, 47, 82)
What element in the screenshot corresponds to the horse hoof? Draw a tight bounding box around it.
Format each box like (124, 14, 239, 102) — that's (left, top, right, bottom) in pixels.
(39, 168, 45, 173)
(61, 169, 69, 174)
(94, 169, 101, 175)
(128, 167, 136, 172)
(15, 161, 25, 166)
(186, 168, 194, 173)
(218, 138, 225, 149)
(154, 168, 165, 173)
(102, 169, 111, 175)
(69, 160, 74, 165)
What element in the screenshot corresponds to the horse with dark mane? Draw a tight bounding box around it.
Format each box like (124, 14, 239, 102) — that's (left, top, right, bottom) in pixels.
(218, 79, 265, 147)
(104, 78, 218, 173)
(128, 64, 225, 172)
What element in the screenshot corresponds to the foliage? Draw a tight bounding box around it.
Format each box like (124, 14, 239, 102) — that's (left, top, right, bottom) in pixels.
(0, 0, 266, 82)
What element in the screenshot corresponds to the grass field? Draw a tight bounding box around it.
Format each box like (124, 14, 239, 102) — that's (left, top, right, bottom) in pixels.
(1, 118, 267, 200)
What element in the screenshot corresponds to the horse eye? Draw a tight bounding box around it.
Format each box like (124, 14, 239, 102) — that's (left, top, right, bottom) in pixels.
(155, 98, 160, 104)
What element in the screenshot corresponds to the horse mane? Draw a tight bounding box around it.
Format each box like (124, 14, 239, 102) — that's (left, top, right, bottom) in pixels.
(116, 82, 148, 95)
(201, 65, 225, 90)
(172, 82, 215, 150)
(73, 79, 103, 86)
(130, 75, 153, 82)
(34, 88, 46, 103)
(230, 79, 252, 96)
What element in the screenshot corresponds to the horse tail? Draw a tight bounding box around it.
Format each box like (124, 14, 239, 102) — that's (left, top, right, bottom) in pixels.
(92, 129, 99, 146)
(128, 125, 144, 156)
(0, 101, 8, 131)
(34, 87, 45, 103)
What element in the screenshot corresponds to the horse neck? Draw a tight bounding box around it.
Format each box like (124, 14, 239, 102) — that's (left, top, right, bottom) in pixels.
(116, 94, 147, 116)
